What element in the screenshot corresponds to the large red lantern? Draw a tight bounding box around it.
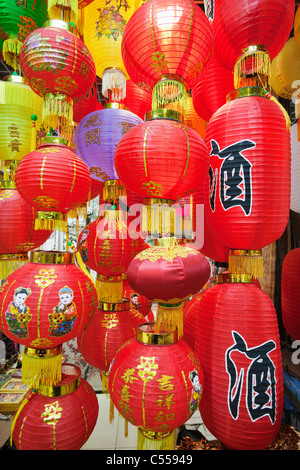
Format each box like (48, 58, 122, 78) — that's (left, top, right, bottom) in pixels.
(19, 19, 96, 131)
(15, 136, 91, 232)
(281, 248, 300, 341)
(109, 322, 204, 450)
(205, 87, 291, 277)
(0, 250, 97, 388)
(195, 272, 284, 450)
(11, 363, 99, 450)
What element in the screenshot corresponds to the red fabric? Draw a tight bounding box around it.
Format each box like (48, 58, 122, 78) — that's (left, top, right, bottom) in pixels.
(73, 83, 100, 123)
(109, 327, 204, 433)
(123, 279, 152, 319)
(121, 0, 213, 91)
(15, 141, 91, 214)
(114, 118, 210, 201)
(211, 0, 295, 70)
(281, 248, 300, 341)
(205, 94, 291, 250)
(114, 80, 152, 120)
(0, 257, 97, 348)
(20, 24, 96, 99)
(0, 188, 51, 255)
(88, 178, 104, 202)
(195, 281, 284, 450)
(127, 245, 210, 301)
(77, 305, 145, 371)
(183, 292, 205, 350)
(12, 365, 99, 450)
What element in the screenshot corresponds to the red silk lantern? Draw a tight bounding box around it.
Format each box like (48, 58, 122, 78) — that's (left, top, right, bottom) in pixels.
(15, 136, 91, 232)
(211, 0, 294, 88)
(191, 53, 234, 123)
(0, 250, 97, 388)
(281, 248, 300, 341)
(123, 279, 153, 320)
(11, 363, 99, 450)
(19, 19, 96, 130)
(109, 322, 204, 450)
(205, 87, 291, 277)
(195, 273, 284, 450)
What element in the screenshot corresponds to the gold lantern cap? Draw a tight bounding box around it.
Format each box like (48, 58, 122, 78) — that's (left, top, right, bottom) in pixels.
(105, 102, 128, 111)
(37, 363, 81, 397)
(98, 297, 130, 312)
(43, 19, 72, 31)
(216, 272, 253, 284)
(145, 108, 184, 123)
(39, 135, 72, 148)
(3, 74, 27, 85)
(136, 322, 178, 345)
(226, 86, 267, 102)
(30, 250, 75, 265)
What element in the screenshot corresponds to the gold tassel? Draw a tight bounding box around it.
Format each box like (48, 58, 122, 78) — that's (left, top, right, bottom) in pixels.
(142, 201, 176, 237)
(109, 397, 115, 424)
(96, 276, 123, 303)
(10, 389, 37, 447)
(234, 47, 270, 89)
(3, 37, 22, 71)
(0, 254, 29, 281)
(35, 212, 68, 233)
(137, 429, 175, 450)
(43, 93, 73, 128)
(152, 77, 187, 116)
(47, 0, 78, 24)
(124, 418, 128, 438)
(102, 68, 126, 102)
(155, 302, 183, 338)
(228, 249, 263, 279)
(103, 180, 126, 205)
(22, 346, 62, 389)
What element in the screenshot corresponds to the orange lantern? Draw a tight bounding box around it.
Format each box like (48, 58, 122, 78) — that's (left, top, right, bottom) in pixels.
(281, 248, 300, 341)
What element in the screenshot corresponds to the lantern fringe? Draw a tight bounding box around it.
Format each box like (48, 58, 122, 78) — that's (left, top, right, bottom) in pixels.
(43, 94, 73, 128)
(152, 79, 187, 116)
(2, 38, 22, 71)
(234, 49, 270, 89)
(103, 180, 126, 205)
(22, 350, 62, 389)
(102, 69, 126, 102)
(228, 252, 264, 279)
(0, 79, 43, 110)
(0, 256, 29, 281)
(155, 303, 183, 338)
(96, 277, 123, 304)
(137, 429, 175, 451)
(35, 216, 68, 233)
(142, 204, 176, 237)
(47, 0, 78, 24)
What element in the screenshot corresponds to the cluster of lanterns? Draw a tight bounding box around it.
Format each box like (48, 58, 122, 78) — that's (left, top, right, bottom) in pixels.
(0, 0, 297, 452)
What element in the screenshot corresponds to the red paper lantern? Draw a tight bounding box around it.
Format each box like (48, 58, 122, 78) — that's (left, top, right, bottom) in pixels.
(19, 19, 96, 129)
(205, 87, 291, 277)
(115, 80, 152, 120)
(109, 322, 204, 450)
(15, 136, 91, 232)
(183, 291, 205, 350)
(73, 83, 100, 124)
(191, 53, 234, 123)
(0, 250, 97, 388)
(11, 363, 99, 450)
(123, 279, 153, 320)
(281, 248, 300, 341)
(195, 272, 284, 450)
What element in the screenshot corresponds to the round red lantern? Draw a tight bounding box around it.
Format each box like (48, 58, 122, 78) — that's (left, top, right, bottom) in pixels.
(281, 248, 300, 341)
(205, 87, 291, 278)
(123, 279, 153, 320)
(109, 322, 204, 450)
(195, 272, 284, 450)
(183, 291, 205, 351)
(0, 250, 97, 388)
(121, 0, 213, 115)
(19, 19, 96, 130)
(115, 80, 152, 120)
(11, 363, 99, 450)
(127, 239, 210, 337)
(211, 0, 294, 88)
(73, 83, 101, 124)
(15, 136, 91, 232)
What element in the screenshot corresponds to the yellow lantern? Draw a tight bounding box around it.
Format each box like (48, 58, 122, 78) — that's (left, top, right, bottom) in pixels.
(0, 75, 43, 168)
(295, 5, 300, 45)
(83, 0, 139, 101)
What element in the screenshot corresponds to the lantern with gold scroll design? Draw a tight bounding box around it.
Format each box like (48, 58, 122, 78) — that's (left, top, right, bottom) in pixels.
(0, 250, 97, 389)
(109, 322, 204, 450)
(11, 363, 99, 450)
(0, 0, 48, 70)
(20, 19, 96, 133)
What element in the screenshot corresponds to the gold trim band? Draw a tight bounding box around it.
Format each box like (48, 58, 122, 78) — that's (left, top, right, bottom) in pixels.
(0, 181, 16, 189)
(40, 136, 71, 147)
(96, 274, 125, 282)
(139, 428, 172, 441)
(3, 74, 26, 84)
(36, 211, 67, 221)
(24, 345, 62, 359)
(153, 74, 187, 89)
(145, 108, 184, 123)
(105, 102, 128, 111)
(144, 198, 175, 206)
(98, 298, 130, 312)
(43, 19, 71, 31)
(30, 251, 75, 265)
(136, 322, 178, 345)
(37, 364, 81, 397)
(216, 273, 253, 284)
(0, 253, 28, 262)
(229, 249, 262, 257)
(227, 86, 267, 102)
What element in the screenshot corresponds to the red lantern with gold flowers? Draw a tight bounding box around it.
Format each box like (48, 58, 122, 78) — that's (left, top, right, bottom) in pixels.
(109, 322, 204, 450)
(15, 136, 91, 233)
(11, 363, 99, 450)
(19, 19, 96, 131)
(0, 250, 97, 388)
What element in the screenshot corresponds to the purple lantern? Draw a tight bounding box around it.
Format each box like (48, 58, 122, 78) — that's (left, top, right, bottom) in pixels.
(74, 103, 143, 183)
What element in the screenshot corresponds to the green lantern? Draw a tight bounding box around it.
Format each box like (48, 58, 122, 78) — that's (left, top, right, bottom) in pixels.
(0, 0, 48, 70)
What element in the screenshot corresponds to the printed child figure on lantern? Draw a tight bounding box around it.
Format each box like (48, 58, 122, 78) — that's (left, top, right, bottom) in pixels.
(49, 286, 78, 337)
(5, 287, 32, 339)
(189, 369, 203, 415)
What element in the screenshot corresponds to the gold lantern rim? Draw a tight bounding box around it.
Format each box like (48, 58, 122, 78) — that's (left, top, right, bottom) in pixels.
(43, 19, 72, 31)
(216, 272, 254, 284)
(136, 322, 178, 345)
(105, 102, 128, 111)
(39, 135, 72, 147)
(37, 363, 81, 397)
(226, 86, 267, 101)
(145, 108, 184, 123)
(98, 298, 130, 312)
(30, 250, 75, 265)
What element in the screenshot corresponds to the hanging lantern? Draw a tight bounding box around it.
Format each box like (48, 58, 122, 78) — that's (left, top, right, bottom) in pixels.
(183, 291, 205, 351)
(281, 248, 300, 341)
(20, 19, 96, 132)
(195, 272, 284, 450)
(127, 239, 210, 337)
(82, 0, 138, 101)
(0, 0, 48, 70)
(114, 109, 210, 236)
(47, 0, 79, 24)
(116, 80, 152, 120)
(11, 363, 99, 450)
(121, 0, 213, 115)
(291, 124, 300, 214)
(109, 322, 204, 450)
(191, 53, 234, 123)
(295, 6, 300, 45)
(205, 86, 291, 278)
(73, 83, 101, 125)
(210, 0, 294, 89)
(15, 136, 91, 233)
(0, 250, 97, 388)
(123, 279, 153, 320)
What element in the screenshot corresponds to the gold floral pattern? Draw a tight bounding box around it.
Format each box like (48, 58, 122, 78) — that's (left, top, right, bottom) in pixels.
(134, 245, 198, 263)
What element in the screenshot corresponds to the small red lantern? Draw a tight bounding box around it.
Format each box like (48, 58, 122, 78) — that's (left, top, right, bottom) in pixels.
(109, 322, 204, 450)
(15, 136, 91, 232)
(195, 273, 284, 450)
(115, 80, 152, 120)
(19, 19, 96, 130)
(205, 87, 291, 277)
(11, 363, 99, 450)
(0, 250, 97, 388)
(281, 248, 300, 341)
